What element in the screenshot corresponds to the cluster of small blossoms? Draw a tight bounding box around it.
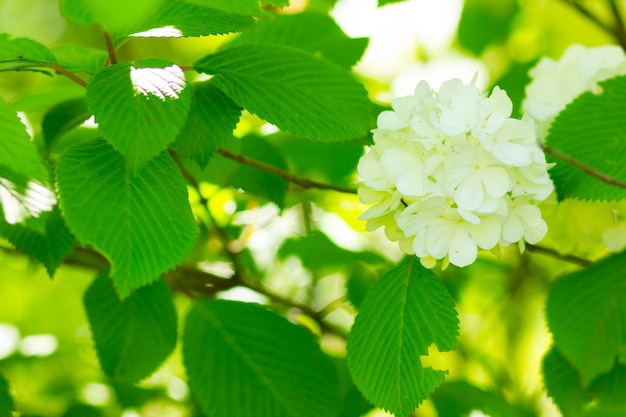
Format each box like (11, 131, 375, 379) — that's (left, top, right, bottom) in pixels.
(523, 44, 626, 139)
(357, 79, 553, 268)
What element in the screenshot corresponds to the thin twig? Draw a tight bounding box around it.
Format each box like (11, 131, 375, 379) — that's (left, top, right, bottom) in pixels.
(103, 32, 118, 65)
(609, 0, 626, 50)
(564, 0, 608, 32)
(525, 244, 593, 267)
(217, 148, 358, 194)
(541, 144, 626, 190)
(47, 63, 89, 88)
(562, 0, 626, 50)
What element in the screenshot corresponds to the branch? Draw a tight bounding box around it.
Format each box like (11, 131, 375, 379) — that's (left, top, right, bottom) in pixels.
(47, 63, 89, 88)
(525, 244, 593, 267)
(541, 144, 626, 190)
(103, 32, 118, 65)
(217, 148, 357, 194)
(561, 0, 626, 50)
(609, 0, 626, 50)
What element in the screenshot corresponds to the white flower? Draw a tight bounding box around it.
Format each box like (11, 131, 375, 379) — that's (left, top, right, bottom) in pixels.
(358, 78, 553, 267)
(522, 44, 626, 138)
(397, 198, 501, 267)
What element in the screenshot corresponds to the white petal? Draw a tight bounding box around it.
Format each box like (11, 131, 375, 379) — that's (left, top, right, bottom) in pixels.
(448, 228, 477, 267)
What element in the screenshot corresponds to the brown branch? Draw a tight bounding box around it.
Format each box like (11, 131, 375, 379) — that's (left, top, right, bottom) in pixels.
(103, 32, 118, 65)
(609, 0, 626, 50)
(217, 148, 357, 194)
(562, 0, 626, 50)
(47, 63, 89, 88)
(541, 144, 626, 190)
(525, 244, 593, 267)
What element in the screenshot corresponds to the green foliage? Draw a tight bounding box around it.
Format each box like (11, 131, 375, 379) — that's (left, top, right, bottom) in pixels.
(229, 12, 369, 68)
(172, 81, 241, 169)
(457, 0, 518, 55)
(51, 44, 107, 75)
(119, 0, 256, 42)
(546, 251, 626, 385)
(0, 98, 47, 185)
(229, 135, 288, 207)
(56, 139, 198, 298)
(0, 208, 74, 277)
(542, 347, 591, 417)
(84, 271, 178, 382)
(347, 258, 459, 417)
(0, 33, 56, 66)
(431, 381, 536, 417)
(195, 44, 372, 141)
(183, 300, 341, 417)
(0, 374, 13, 417)
(547, 75, 626, 201)
(60, 0, 165, 36)
(86, 60, 191, 168)
(184, 0, 264, 16)
(41, 98, 92, 150)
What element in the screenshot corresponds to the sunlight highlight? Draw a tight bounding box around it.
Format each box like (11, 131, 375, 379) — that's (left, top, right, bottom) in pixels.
(130, 25, 184, 38)
(0, 179, 56, 224)
(130, 65, 186, 100)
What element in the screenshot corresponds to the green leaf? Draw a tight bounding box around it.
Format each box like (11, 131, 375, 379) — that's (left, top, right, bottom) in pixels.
(0, 33, 56, 64)
(228, 12, 369, 68)
(378, 0, 410, 6)
(276, 133, 364, 186)
(491, 60, 535, 118)
(84, 271, 177, 382)
(347, 258, 459, 417)
(172, 81, 241, 169)
(457, 0, 518, 55)
(278, 231, 386, 274)
(60, 0, 165, 36)
(0, 98, 46, 184)
(195, 44, 372, 141)
(547, 75, 626, 201)
(110, 381, 163, 408)
(542, 346, 590, 417)
(61, 403, 104, 417)
(431, 381, 535, 417)
(119, 0, 256, 42)
(0, 374, 14, 417)
(266, 0, 289, 7)
(183, 0, 261, 15)
(546, 251, 626, 385)
(230, 135, 288, 207)
(56, 139, 198, 298)
(51, 44, 106, 74)
(334, 358, 374, 417)
(0, 207, 75, 277)
(41, 98, 92, 150)
(87, 59, 191, 168)
(589, 362, 626, 407)
(183, 299, 342, 417)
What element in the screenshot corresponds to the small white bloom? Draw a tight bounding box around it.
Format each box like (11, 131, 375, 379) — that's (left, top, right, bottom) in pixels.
(523, 44, 626, 138)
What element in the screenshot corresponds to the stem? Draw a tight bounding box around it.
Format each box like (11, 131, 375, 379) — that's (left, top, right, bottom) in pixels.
(525, 244, 593, 267)
(217, 148, 357, 194)
(541, 144, 626, 190)
(609, 0, 626, 50)
(562, 0, 626, 50)
(49, 63, 89, 88)
(104, 32, 118, 65)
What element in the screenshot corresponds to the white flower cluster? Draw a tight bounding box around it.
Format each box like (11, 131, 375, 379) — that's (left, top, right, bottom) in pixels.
(523, 44, 626, 138)
(358, 79, 553, 268)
